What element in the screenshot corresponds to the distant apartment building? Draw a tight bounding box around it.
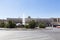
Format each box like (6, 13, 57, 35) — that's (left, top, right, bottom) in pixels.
(6, 18, 53, 27)
(7, 18, 22, 24)
(0, 19, 7, 23)
(51, 18, 60, 27)
(0, 18, 60, 27)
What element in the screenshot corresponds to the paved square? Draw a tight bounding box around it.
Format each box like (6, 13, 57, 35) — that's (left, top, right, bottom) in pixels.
(0, 29, 55, 40)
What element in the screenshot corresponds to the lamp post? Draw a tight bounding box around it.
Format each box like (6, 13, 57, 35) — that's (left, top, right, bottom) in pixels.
(22, 13, 25, 25)
(52, 18, 53, 28)
(57, 18, 58, 23)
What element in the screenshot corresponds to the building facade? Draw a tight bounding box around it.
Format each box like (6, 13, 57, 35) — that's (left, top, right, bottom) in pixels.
(0, 18, 60, 27)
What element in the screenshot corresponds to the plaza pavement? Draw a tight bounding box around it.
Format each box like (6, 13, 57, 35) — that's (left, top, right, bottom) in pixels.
(0, 28, 59, 40)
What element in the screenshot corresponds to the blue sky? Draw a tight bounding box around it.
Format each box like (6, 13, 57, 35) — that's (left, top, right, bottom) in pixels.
(0, 0, 60, 19)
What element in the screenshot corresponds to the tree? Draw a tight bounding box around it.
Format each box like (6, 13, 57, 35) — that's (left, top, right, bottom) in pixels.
(7, 21, 16, 28)
(0, 22, 5, 28)
(24, 25, 29, 28)
(28, 16, 31, 18)
(28, 20, 36, 28)
(39, 22, 46, 28)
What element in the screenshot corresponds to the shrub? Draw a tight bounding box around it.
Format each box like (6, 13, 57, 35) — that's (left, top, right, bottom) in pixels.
(39, 23, 46, 28)
(24, 25, 29, 28)
(7, 21, 16, 28)
(0, 22, 5, 28)
(28, 20, 36, 28)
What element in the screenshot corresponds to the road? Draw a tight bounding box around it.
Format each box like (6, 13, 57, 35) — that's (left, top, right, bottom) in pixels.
(0, 28, 60, 40)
